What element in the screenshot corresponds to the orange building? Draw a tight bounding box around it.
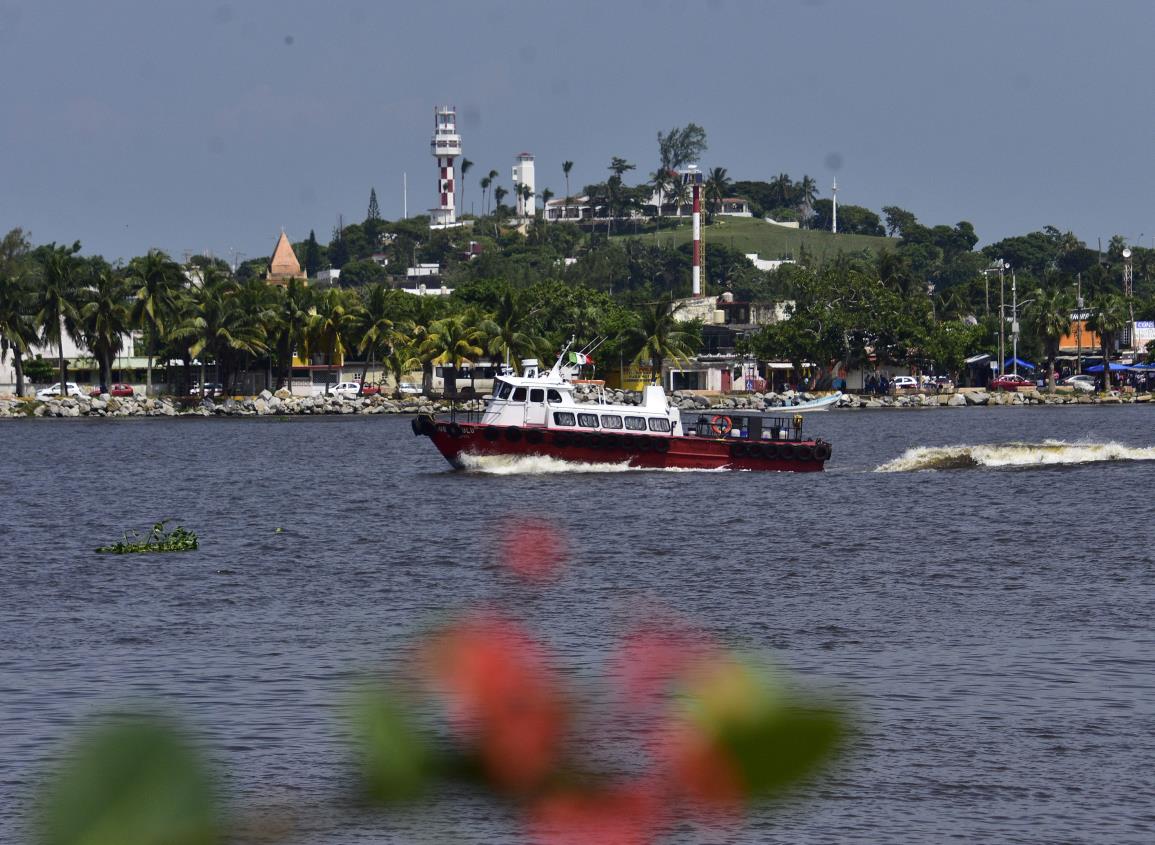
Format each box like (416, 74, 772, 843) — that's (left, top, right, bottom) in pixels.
(1058, 318, 1102, 355)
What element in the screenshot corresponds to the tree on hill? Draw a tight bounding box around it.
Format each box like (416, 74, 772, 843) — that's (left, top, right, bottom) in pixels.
(367, 188, 381, 222)
(304, 230, 323, 277)
(705, 167, 731, 217)
(811, 200, 884, 236)
(882, 206, 919, 238)
(339, 259, 388, 287)
(657, 123, 708, 172)
(1088, 294, 1129, 389)
(127, 249, 183, 396)
(459, 159, 473, 216)
(0, 228, 37, 395)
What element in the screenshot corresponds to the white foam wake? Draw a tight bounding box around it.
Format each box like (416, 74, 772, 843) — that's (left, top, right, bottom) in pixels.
(875, 440, 1155, 472)
(455, 453, 727, 475)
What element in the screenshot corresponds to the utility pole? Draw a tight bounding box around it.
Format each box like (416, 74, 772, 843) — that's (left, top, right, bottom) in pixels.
(1075, 273, 1083, 375)
(1011, 272, 1018, 375)
(998, 260, 1008, 375)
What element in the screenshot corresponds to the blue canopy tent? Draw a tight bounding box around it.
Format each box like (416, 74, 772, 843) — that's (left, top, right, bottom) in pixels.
(996, 356, 1036, 372)
(1084, 362, 1132, 372)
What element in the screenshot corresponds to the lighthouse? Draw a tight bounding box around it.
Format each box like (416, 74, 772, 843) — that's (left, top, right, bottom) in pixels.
(430, 106, 462, 229)
(512, 153, 536, 218)
(681, 165, 705, 297)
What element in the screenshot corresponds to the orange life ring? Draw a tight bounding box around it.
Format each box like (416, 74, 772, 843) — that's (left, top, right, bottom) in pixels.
(710, 415, 733, 436)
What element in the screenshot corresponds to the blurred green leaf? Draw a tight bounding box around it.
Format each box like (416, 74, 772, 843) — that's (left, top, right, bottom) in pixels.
(353, 687, 435, 804)
(36, 715, 222, 845)
(717, 702, 847, 800)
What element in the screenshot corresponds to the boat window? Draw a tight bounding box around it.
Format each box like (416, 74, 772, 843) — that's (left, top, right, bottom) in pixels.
(529, 388, 544, 402)
(577, 413, 600, 428)
(495, 381, 512, 399)
(547, 389, 562, 403)
(648, 418, 672, 432)
(600, 414, 623, 429)
(512, 387, 527, 401)
(624, 416, 647, 431)
(553, 412, 576, 426)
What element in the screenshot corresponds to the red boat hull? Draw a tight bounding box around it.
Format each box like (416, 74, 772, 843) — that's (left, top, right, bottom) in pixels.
(413, 418, 829, 472)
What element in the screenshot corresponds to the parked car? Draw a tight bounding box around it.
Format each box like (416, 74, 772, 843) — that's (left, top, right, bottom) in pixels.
(331, 381, 365, 399)
(1061, 374, 1096, 393)
(188, 383, 224, 397)
(398, 382, 422, 395)
(891, 376, 918, 391)
(89, 383, 134, 397)
(360, 382, 382, 397)
(990, 373, 1034, 391)
(36, 382, 86, 400)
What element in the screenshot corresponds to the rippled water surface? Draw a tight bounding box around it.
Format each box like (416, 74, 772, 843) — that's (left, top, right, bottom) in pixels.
(3, 406, 1154, 844)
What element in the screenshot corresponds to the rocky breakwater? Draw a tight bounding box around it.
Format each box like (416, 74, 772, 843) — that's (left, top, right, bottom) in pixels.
(0, 389, 486, 419)
(835, 388, 1152, 409)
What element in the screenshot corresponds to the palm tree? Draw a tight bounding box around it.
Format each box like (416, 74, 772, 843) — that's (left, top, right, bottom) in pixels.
(34, 242, 83, 393)
(797, 174, 819, 225)
(667, 178, 689, 218)
(479, 175, 492, 216)
(78, 268, 132, 393)
(562, 160, 574, 214)
(269, 276, 314, 393)
(769, 173, 794, 209)
(1029, 288, 1072, 390)
(493, 185, 508, 213)
(128, 249, 183, 396)
(518, 183, 534, 217)
(308, 288, 360, 394)
(405, 295, 448, 395)
(420, 315, 484, 396)
(705, 166, 730, 217)
(487, 169, 499, 214)
(460, 158, 474, 216)
(487, 288, 544, 371)
(649, 169, 674, 219)
(540, 188, 554, 221)
(1088, 293, 1129, 390)
(172, 269, 269, 395)
(354, 284, 397, 390)
(0, 228, 37, 396)
(624, 299, 700, 385)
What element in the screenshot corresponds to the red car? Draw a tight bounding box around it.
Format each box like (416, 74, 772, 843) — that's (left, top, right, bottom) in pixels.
(990, 374, 1034, 391)
(89, 383, 135, 397)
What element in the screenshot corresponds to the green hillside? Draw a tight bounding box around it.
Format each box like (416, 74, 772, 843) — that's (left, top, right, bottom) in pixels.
(614, 216, 897, 262)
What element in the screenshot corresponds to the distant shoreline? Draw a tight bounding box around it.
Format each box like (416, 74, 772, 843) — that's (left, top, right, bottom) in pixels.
(2, 387, 1150, 420)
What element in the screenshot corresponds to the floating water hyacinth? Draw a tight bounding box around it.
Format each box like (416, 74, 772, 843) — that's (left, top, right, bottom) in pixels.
(95, 520, 199, 554)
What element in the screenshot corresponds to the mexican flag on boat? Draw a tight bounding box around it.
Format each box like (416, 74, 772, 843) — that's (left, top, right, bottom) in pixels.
(568, 351, 594, 366)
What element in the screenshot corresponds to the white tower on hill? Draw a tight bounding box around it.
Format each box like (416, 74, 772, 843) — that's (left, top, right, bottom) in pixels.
(512, 153, 536, 218)
(430, 106, 462, 228)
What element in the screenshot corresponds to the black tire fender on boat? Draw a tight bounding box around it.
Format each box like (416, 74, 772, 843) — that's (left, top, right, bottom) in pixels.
(762, 442, 779, 460)
(635, 436, 651, 452)
(797, 444, 815, 461)
(813, 442, 832, 461)
(779, 443, 796, 460)
(411, 417, 421, 436)
(525, 428, 544, 445)
(504, 426, 522, 442)
(653, 437, 670, 453)
(448, 422, 464, 438)
(484, 426, 501, 441)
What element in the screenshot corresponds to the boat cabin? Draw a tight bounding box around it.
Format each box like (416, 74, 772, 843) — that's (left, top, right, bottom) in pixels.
(477, 358, 682, 435)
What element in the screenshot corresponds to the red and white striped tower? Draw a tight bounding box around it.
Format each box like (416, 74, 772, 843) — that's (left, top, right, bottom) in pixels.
(682, 165, 705, 297)
(429, 106, 461, 228)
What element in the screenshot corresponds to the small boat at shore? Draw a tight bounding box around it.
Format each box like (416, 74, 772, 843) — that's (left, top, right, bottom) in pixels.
(412, 347, 832, 472)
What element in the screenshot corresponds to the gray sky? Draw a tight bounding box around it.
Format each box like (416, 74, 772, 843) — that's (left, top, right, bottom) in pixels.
(3, 0, 1153, 264)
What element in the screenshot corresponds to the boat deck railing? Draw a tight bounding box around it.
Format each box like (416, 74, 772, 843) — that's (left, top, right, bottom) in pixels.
(686, 412, 809, 442)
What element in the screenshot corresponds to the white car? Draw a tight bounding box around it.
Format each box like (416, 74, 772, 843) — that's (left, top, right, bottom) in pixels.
(36, 382, 86, 400)
(891, 376, 918, 391)
(331, 381, 365, 399)
(398, 382, 422, 395)
(1061, 374, 1096, 393)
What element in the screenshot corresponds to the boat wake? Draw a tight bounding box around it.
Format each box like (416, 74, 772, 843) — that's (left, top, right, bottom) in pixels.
(875, 440, 1155, 472)
(456, 453, 726, 475)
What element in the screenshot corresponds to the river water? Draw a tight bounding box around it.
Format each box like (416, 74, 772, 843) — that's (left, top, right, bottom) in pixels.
(2, 406, 1153, 844)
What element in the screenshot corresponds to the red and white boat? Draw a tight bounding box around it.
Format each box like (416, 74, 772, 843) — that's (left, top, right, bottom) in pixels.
(412, 351, 832, 472)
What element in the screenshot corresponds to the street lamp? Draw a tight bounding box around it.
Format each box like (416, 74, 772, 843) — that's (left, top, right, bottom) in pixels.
(997, 260, 1009, 373)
